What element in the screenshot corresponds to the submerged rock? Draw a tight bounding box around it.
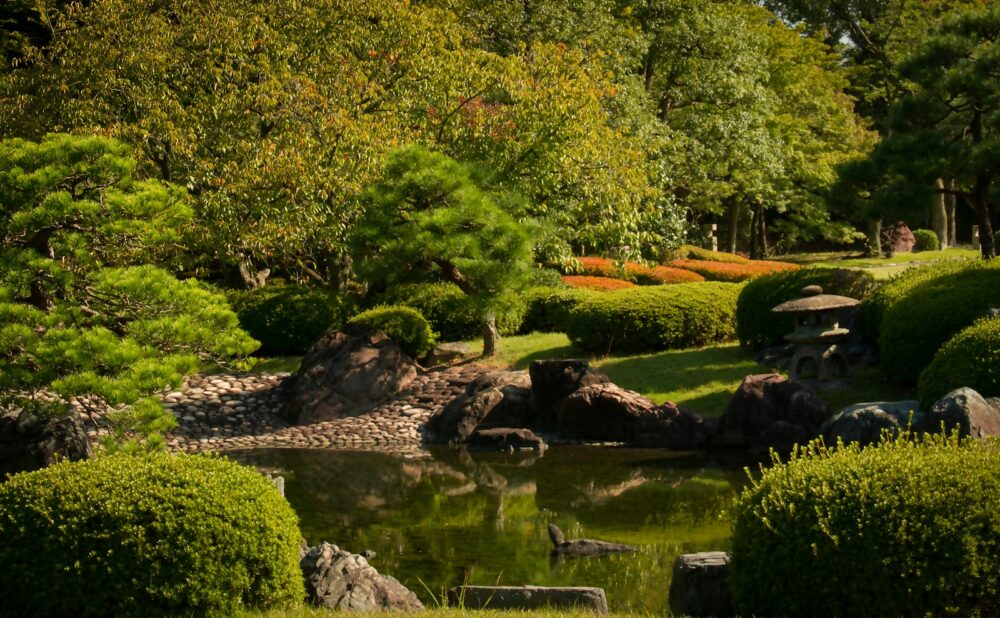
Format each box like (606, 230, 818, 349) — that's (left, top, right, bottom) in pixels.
(547, 523, 634, 556)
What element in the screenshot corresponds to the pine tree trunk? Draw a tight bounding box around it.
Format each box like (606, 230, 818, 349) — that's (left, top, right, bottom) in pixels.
(946, 179, 958, 247)
(750, 204, 767, 259)
(973, 175, 996, 259)
(932, 178, 948, 249)
(726, 200, 740, 254)
(481, 312, 500, 357)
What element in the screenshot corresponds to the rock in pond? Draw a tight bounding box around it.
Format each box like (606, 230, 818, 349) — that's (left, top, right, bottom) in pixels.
(714, 373, 829, 450)
(925, 387, 1000, 439)
(449, 585, 608, 614)
(466, 427, 545, 451)
(668, 551, 734, 618)
(558, 384, 710, 449)
(820, 400, 922, 447)
(547, 523, 634, 556)
(0, 407, 92, 475)
(425, 371, 534, 444)
(286, 325, 419, 424)
(529, 359, 610, 427)
(300, 542, 423, 611)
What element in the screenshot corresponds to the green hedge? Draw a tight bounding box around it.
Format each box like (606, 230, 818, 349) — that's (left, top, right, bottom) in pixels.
(376, 282, 524, 341)
(0, 453, 303, 617)
(518, 286, 595, 334)
(918, 317, 1000, 406)
(736, 268, 877, 351)
(912, 229, 940, 252)
(861, 259, 972, 342)
(565, 282, 740, 353)
(731, 435, 1000, 617)
(229, 285, 355, 356)
(880, 259, 1000, 382)
(348, 305, 436, 359)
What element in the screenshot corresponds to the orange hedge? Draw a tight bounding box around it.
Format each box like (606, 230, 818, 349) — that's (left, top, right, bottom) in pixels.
(576, 256, 619, 277)
(561, 275, 636, 291)
(575, 256, 704, 285)
(669, 259, 800, 282)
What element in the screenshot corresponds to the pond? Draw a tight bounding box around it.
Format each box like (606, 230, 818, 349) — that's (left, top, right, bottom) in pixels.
(231, 447, 751, 614)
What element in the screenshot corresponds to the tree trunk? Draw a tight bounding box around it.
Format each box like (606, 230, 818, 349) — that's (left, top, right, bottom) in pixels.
(750, 204, 767, 259)
(946, 178, 958, 247)
(931, 178, 948, 249)
(725, 200, 739, 254)
(973, 174, 996, 259)
(866, 219, 883, 257)
(481, 312, 500, 357)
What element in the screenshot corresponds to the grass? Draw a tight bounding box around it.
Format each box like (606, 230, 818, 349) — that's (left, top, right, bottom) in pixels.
(246, 610, 650, 618)
(778, 247, 979, 280)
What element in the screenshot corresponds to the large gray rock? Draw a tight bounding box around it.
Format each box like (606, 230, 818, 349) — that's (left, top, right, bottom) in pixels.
(925, 388, 1000, 438)
(820, 401, 922, 447)
(559, 384, 710, 449)
(426, 371, 534, 444)
(529, 359, 610, 427)
(714, 374, 829, 449)
(0, 407, 92, 475)
(300, 542, 423, 611)
(287, 325, 419, 424)
(668, 552, 734, 618)
(449, 585, 608, 614)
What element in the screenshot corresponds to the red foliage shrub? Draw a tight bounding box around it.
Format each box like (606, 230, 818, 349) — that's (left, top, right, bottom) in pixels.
(669, 259, 800, 282)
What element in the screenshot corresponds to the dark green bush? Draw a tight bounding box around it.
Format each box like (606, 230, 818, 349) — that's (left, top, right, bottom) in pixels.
(912, 228, 940, 252)
(0, 453, 303, 617)
(861, 259, 971, 342)
(519, 286, 595, 334)
(736, 267, 877, 351)
(229, 285, 355, 356)
(918, 316, 1000, 406)
(565, 282, 740, 353)
(731, 434, 1000, 617)
(376, 282, 526, 341)
(880, 259, 1000, 382)
(348, 305, 436, 358)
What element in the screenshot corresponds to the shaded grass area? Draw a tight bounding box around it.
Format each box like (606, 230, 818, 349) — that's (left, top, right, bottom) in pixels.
(778, 248, 979, 280)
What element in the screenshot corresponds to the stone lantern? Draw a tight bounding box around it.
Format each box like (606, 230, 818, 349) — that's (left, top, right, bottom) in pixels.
(771, 285, 860, 381)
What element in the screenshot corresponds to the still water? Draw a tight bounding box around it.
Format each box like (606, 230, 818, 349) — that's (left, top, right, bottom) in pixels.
(231, 447, 750, 614)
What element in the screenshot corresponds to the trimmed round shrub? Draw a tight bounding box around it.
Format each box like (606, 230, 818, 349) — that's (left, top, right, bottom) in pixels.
(348, 305, 436, 358)
(565, 282, 741, 353)
(861, 259, 972, 341)
(736, 267, 877, 351)
(674, 244, 750, 264)
(0, 453, 303, 617)
(912, 228, 940, 252)
(918, 316, 1000, 406)
(561, 275, 636, 291)
(731, 434, 1000, 617)
(626, 263, 705, 284)
(519, 286, 595, 334)
(668, 258, 799, 282)
(229, 284, 355, 356)
(880, 259, 1000, 382)
(376, 282, 524, 341)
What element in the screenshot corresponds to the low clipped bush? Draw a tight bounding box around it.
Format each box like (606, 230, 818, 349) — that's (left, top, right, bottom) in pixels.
(561, 275, 636, 291)
(519, 286, 595, 334)
(674, 244, 750, 264)
(668, 258, 800, 282)
(736, 268, 877, 351)
(861, 259, 971, 341)
(918, 317, 1000, 406)
(575, 256, 620, 277)
(377, 282, 524, 341)
(229, 284, 355, 355)
(912, 228, 940, 252)
(565, 282, 740, 353)
(731, 434, 1000, 617)
(348, 305, 436, 358)
(880, 259, 1000, 382)
(0, 453, 303, 617)
(573, 256, 704, 285)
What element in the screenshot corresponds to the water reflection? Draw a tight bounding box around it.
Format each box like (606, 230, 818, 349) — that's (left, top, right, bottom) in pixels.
(231, 447, 749, 614)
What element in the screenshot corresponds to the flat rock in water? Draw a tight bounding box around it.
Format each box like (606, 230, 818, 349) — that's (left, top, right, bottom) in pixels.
(547, 523, 634, 556)
(449, 585, 608, 614)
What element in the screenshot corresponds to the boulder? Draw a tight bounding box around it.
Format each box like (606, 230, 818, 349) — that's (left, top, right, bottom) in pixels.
(559, 384, 710, 448)
(668, 552, 734, 618)
(300, 542, 423, 611)
(529, 360, 610, 427)
(925, 387, 1000, 438)
(426, 342, 476, 366)
(449, 586, 608, 614)
(286, 325, 419, 424)
(820, 401, 922, 447)
(425, 371, 534, 444)
(466, 427, 545, 451)
(0, 407, 92, 475)
(714, 374, 829, 448)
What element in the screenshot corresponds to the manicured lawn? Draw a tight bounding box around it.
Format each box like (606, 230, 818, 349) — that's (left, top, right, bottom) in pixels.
(778, 247, 979, 280)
